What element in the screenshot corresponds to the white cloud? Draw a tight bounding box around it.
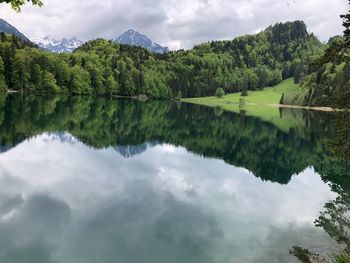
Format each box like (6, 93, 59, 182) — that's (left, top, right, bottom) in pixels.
(0, 133, 338, 262)
(0, 0, 348, 49)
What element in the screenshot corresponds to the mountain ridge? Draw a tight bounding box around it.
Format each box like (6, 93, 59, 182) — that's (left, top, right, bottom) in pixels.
(114, 29, 169, 53)
(31, 36, 83, 53)
(0, 18, 30, 42)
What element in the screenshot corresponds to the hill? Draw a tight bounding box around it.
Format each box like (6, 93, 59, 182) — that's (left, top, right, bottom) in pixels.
(163, 20, 323, 98)
(0, 20, 324, 99)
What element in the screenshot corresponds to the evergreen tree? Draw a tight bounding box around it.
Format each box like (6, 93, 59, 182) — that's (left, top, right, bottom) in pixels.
(341, 0, 350, 39)
(11, 52, 28, 91)
(31, 64, 42, 91)
(0, 57, 6, 92)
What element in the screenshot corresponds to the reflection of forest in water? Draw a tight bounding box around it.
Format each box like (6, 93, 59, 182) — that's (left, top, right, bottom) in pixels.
(0, 94, 350, 261)
(0, 94, 348, 183)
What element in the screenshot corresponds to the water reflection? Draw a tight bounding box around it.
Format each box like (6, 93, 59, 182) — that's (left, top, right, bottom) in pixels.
(0, 95, 349, 262)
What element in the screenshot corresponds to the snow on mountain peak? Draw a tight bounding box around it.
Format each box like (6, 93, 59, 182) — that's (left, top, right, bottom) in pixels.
(31, 36, 83, 53)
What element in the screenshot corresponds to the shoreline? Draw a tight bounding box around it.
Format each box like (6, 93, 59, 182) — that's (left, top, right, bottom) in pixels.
(182, 99, 348, 112)
(3, 91, 348, 112)
(267, 103, 346, 112)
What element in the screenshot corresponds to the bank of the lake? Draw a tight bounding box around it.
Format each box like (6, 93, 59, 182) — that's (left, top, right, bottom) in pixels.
(182, 78, 300, 131)
(182, 78, 346, 131)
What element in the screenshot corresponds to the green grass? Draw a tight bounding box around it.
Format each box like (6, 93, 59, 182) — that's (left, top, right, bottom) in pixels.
(182, 78, 301, 132)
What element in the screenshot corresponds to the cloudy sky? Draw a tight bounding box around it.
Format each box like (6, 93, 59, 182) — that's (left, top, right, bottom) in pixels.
(0, 0, 348, 49)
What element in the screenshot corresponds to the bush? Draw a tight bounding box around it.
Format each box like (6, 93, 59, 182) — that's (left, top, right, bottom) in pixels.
(241, 88, 248, 97)
(215, 88, 225, 98)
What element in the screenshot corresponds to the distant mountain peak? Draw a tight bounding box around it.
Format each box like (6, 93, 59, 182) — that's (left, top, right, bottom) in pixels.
(31, 35, 83, 53)
(114, 29, 169, 53)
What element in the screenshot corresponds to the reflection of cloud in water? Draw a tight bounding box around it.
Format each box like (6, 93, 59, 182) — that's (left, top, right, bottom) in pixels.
(0, 193, 71, 263)
(0, 135, 338, 263)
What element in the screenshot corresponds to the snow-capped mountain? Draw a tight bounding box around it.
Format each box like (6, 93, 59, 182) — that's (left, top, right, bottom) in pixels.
(31, 36, 83, 53)
(114, 29, 169, 53)
(42, 132, 79, 145)
(0, 18, 30, 42)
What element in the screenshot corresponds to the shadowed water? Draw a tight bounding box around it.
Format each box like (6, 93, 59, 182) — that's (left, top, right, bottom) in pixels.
(0, 94, 349, 263)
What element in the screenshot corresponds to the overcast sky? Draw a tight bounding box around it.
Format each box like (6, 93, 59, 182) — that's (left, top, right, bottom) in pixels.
(0, 0, 348, 50)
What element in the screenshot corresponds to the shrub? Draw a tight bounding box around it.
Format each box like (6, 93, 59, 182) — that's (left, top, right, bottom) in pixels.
(241, 89, 248, 97)
(215, 88, 225, 98)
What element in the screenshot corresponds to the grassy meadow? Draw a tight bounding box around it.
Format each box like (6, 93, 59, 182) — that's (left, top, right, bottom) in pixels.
(182, 78, 301, 132)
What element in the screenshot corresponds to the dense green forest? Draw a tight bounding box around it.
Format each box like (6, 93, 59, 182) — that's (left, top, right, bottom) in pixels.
(0, 21, 323, 98)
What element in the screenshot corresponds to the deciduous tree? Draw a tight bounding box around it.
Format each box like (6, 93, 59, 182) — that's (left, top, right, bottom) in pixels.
(0, 0, 43, 11)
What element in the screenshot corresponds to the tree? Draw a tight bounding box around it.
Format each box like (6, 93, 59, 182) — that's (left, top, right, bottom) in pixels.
(315, 1, 350, 65)
(0, 57, 6, 92)
(0, 0, 43, 11)
(69, 66, 91, 94)
(42, 71, 59, 93)
(124, 73, 136, 96)
(215, 87, 225, 98)
(30, 64, 42, 91)
(11, 52, 28, 91)
(341, 0, 350, 39)
(105, 75, 118, 95)
(271, 69, 282, 85)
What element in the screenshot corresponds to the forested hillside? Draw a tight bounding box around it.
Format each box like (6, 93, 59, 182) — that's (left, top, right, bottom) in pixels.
(281, 3, 350, 108)
(0, 21, 323, 98)
(164, 21, 322, 97)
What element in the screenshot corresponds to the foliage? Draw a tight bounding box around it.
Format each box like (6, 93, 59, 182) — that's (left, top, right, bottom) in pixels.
(289, 1, 350, 108)
(0, 21, 323, 99)
(241, 88, 248, 97)
(0, 56, 6, 92)
(341, 0, 350, 39)
(215, 87, 224, 98)
(163, 21, 322, 98)
(0, 0, 43, 11)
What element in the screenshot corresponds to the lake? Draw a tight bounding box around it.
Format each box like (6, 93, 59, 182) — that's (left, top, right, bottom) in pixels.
(0, 94, 349, 263)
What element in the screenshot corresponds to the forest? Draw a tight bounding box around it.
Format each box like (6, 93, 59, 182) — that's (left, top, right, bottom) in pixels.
(0, 21, 323, 99)
(281, 2, 350, 108)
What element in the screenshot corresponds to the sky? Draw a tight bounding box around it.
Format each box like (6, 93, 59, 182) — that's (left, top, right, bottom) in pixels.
(0, 0, 348, 50)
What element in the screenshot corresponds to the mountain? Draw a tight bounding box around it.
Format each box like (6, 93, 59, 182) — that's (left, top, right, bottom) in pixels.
(114, 29, 169, 53)
(114, 142, 158, 158)
(31, 36, 83, 53)
(0, 18, 30, 42)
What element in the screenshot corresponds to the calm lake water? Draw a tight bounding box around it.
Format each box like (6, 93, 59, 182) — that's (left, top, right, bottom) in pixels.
(0, 95, 349, 263)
